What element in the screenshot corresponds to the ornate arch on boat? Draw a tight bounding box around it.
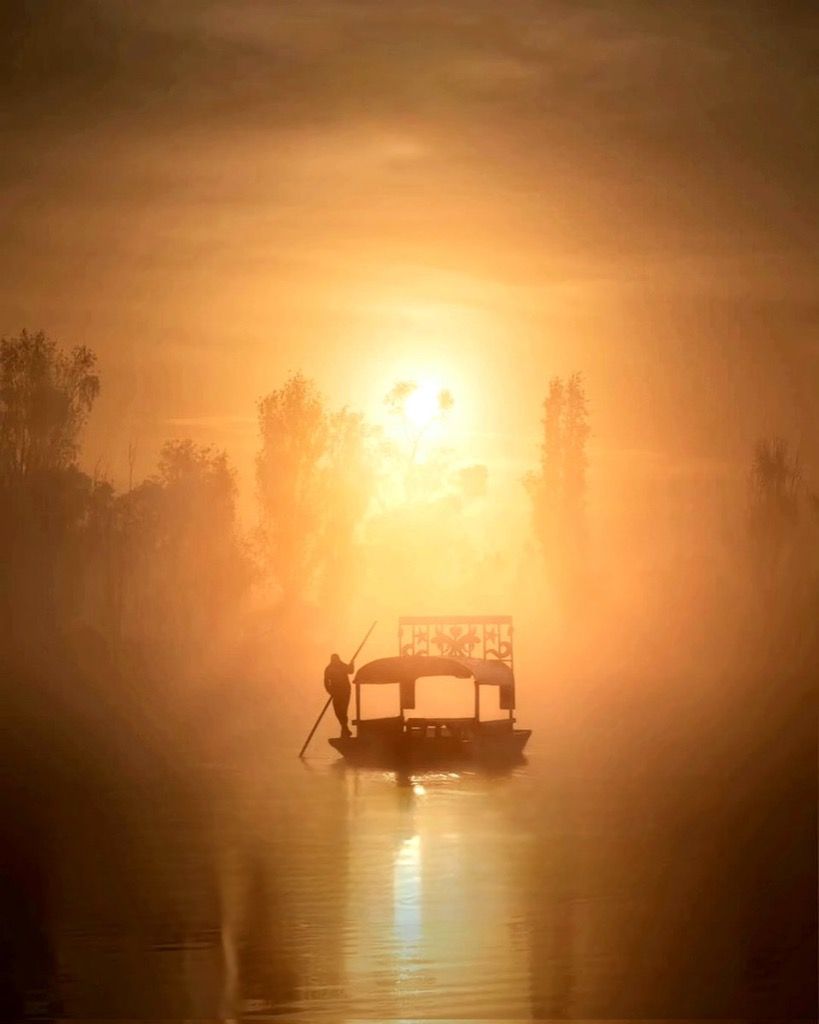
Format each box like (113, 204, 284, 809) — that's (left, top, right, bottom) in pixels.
(398, 615, 514, 668)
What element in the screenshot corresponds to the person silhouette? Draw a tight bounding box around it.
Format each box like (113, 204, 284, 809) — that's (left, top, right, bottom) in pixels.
(324, 653, 355, 738)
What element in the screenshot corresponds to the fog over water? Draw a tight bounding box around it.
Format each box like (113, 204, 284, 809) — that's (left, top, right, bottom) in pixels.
(1, 2, 817, 1020)
(4, 670, 811, 1020)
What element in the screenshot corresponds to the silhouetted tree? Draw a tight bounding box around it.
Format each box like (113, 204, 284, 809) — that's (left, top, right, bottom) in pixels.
(749, 436, 801, 561)
(0, 331, 100, 641)
(113, 439, 251, 675)
(746, 436, 819, 671)
(320, 407, 373, 612)
(0, 329, 99, 486)
(256, 373, 372, 608)
(73, 474, 122, 644)
(563, 373, 590, 539)
(542, 376, 564, 509)
(525, 372, 589, 601)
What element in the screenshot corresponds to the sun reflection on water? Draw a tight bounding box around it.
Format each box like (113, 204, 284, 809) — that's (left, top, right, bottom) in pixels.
(342, 767, 531, 1018)
(393, 833, 422, 949)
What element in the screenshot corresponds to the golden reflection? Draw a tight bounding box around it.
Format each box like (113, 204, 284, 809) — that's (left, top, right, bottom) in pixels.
(344, 771, 531, 1018)
(393, 834, 422, 948)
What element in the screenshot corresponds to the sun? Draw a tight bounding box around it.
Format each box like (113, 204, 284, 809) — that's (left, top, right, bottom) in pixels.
(404, 381, 442, 428)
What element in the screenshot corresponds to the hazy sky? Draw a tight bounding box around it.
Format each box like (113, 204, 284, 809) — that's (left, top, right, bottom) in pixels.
(2, 1, 817, 505)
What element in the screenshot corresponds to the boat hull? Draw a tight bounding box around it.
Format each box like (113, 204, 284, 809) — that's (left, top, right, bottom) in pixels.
(328, 728, 531, 767)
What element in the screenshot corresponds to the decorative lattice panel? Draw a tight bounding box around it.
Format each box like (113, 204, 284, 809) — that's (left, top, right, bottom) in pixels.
(398, 616, 513, 668)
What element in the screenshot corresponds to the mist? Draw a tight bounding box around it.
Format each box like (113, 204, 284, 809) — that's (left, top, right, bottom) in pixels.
(1, 2, 816, 1019)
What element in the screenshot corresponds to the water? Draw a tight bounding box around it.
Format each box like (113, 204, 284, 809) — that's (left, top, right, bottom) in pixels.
(12, 699, 817, 1020)
(53, 755, 538, 1020)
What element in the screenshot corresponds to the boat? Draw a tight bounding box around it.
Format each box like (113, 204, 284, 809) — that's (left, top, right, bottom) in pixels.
(329, 615, 531, 766)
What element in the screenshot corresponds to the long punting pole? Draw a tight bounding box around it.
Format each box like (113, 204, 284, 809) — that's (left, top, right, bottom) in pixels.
(298, 621, 377, 758)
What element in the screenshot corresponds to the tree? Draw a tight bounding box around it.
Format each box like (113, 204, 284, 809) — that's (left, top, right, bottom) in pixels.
(112, 439, 251, 672)
(748, 437, 802, 580)
(320, 407, 373, 611)
(256, 373, 372, 607)
(0, 331, 100, 640)
(563, 373, 590, 532)
(524, 377, 563, 559)
(0, 329, 99, 486)
(525, 372, 589, 599)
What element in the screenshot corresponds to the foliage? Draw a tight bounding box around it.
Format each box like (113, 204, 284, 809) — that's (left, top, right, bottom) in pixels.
(563, 373, 590, 526)
(256, 372, 372, 607)
(524, 372, 589, 597)
(112, 440, 251, 669)
(0, 331, 101, 640)
(744, 437, 819, 671)
(747, 436, 805, 588)
(0, 329, 99, 486)
(749, 437, 801, 539)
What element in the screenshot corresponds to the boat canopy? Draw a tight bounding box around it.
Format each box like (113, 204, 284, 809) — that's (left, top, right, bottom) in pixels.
(354, 654, 515, 710)
(355, 655, 511, 686)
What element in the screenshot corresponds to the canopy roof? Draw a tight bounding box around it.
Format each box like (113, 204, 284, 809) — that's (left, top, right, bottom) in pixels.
(354, 655, 513, 688)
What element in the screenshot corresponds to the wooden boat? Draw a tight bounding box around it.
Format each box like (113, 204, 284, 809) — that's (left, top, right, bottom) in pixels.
(329, 615, 531, 766)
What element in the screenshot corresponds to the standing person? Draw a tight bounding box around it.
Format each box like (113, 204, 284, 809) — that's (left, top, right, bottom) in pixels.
(324, 654, 355, 738)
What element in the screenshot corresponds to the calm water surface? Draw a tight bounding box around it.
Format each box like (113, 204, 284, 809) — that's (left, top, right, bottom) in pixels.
(56, 753, 542, 1019)
(46, 709, 815, 1021)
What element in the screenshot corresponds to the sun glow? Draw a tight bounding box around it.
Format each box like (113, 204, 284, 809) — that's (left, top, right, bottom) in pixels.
(404, 381, 444, 429)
